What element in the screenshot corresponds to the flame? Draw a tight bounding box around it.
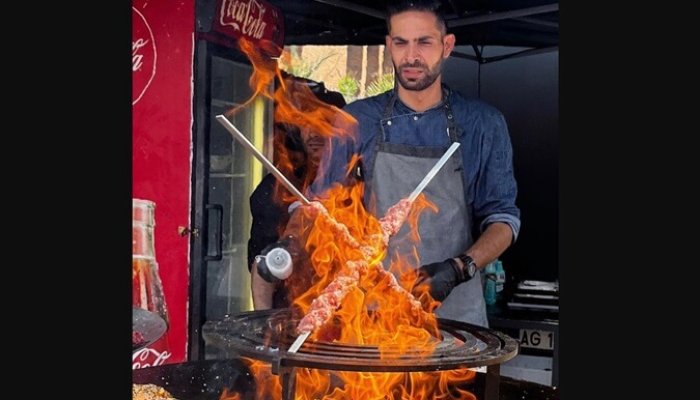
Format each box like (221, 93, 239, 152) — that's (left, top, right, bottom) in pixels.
(226, 38, 356, 205)
(224, 38, 479, 399)
(224, 358, 283, 400)
(236, 358, 478, 400)
(218, 388, 241, 400)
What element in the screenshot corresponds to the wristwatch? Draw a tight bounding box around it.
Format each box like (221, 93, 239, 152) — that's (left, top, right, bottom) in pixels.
(457, 254, 478, 279)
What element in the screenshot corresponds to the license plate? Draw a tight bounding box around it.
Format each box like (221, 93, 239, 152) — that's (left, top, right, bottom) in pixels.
(518, 329, 554, 350)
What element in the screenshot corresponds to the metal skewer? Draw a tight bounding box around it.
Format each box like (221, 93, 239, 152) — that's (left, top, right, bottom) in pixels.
(215, 115, 311, 205)
(288, 142, 461, 353)
(288, 330, 310, 353)
(216, 115, 313, 353)
(218, 114, 460, 353)
(408, 142, 461, 202)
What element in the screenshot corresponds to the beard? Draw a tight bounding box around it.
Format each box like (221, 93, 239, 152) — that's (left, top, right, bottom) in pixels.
(394, 57, 444, 91)
(303, 135, 326, 166)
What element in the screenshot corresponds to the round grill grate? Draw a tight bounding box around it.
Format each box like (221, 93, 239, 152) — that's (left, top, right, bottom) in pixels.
(203, 309, 518, 372)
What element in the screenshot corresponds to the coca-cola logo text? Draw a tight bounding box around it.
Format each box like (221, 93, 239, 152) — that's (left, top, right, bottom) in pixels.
(219, 0, 268, 40)
(132, 347, 172, 369)
(132, 7, 157, 106)
(132, 38, 149, 72)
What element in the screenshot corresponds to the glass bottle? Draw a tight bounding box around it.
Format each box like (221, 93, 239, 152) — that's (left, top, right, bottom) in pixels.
(495, 260, 506, 295)
(484, 262, 497, 306)
(132, 198, 172, 368)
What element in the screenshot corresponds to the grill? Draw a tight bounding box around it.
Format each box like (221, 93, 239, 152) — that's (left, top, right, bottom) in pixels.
(132, 360, 559, 400)
(203, 308, 520, 400)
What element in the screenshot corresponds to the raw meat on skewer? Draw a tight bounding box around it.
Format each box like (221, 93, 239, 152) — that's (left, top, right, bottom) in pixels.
(291, 143, 462, 345)
(295, 197, 424, 335)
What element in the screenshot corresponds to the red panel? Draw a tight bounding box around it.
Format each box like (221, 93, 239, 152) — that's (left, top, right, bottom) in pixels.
(213, 0, 284, 53)
(132, 0, 194, 365)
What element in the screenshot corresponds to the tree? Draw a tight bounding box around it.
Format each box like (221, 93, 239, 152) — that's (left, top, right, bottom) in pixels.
(283, 52, 337, 79)
(366, 72, 395, 97)
(337, 75, 359, 102)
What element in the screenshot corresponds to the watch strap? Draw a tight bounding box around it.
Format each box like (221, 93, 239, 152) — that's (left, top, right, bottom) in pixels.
(457, 254, 477, 278)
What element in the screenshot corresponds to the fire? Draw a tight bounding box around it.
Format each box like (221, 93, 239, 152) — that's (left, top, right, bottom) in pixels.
(225, 38, 479, 399)
(290, 184, 439, 354)
(218, 388, 241, 400)
(226, 38, 356, 204)
(234, 358, 478, 400)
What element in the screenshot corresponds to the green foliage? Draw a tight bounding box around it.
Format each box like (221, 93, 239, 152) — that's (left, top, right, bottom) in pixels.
(337, 75, 359, 102)
(366, 72, 395, 97)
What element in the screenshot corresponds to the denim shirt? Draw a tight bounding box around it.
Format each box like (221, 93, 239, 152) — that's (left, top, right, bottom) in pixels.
(310, 87, 521, 240)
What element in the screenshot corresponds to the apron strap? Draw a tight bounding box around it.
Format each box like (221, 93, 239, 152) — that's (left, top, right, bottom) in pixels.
(382, 87, 460, 143)
(360, 87, 461, 183)
(442, 87, 460, 143)
(380, 93, 398, 141)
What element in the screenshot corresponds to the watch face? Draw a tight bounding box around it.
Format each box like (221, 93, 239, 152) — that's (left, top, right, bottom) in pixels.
(467, 262, 476, 277)
(459, 255, 476, 278)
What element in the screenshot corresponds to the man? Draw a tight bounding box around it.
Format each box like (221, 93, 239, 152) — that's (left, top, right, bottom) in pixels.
(309, 0, 520, 327)
(248, 78, 346, 310)
(248, 122, 306, 309)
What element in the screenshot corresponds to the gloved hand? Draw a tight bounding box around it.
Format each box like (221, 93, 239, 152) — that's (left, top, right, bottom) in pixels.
(412, 258, 468, 301)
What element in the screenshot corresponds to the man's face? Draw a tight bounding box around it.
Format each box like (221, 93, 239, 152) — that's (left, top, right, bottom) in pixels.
(288, 148, 306, 169)
(386, 11, 455, 91)
(301, 129, 327, 166)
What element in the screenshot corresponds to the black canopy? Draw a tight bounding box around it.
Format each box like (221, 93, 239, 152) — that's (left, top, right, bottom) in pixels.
(267, 0, 558, 62)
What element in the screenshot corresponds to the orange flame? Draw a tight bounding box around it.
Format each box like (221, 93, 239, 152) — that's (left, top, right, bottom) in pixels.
(292, 185, 436, 346)
(232, 358, 476, 400)
(235, 358, 478, 400)
(218, 388, 241, 400)
(226, 38, 356, 205)
(224, 38, 479, 399)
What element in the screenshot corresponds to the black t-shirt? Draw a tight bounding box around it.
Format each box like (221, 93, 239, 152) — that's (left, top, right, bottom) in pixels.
(248, 173, 289, 270)
(248, 171, 304, 308)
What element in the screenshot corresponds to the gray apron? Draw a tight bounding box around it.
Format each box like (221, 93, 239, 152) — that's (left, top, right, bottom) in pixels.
(366, 90, 488, 327)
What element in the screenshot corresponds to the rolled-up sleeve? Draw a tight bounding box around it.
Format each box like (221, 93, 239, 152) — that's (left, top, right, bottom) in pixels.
(473, 112, 521, 241)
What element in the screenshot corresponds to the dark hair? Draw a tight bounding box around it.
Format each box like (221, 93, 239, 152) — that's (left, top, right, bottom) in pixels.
(386, 0, 447, 35)
(275, 122, 304, 152)
(312, 88, 346, 109)
(276, 70, 347, 109)
(274, 82, 345, 154)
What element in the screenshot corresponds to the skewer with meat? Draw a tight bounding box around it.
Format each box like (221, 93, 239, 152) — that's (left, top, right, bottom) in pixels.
(288, 144, 462, 348)
(216, 117, 458, 351)
(295, 260, 365, 333)
(294, 197, 426, 336)
(380, 198, 412, 239)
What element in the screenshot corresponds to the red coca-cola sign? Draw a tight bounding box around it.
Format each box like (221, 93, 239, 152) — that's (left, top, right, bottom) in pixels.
(213, 0, 285, 53)
(133, 339, 173, 369)
(132, 6, 157, 105)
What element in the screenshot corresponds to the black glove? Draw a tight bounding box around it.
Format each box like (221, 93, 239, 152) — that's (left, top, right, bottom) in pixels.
(413, 258, 468, 301)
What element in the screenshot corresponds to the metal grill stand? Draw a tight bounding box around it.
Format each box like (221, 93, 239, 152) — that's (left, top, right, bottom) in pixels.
(203, 309, 519, 400)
